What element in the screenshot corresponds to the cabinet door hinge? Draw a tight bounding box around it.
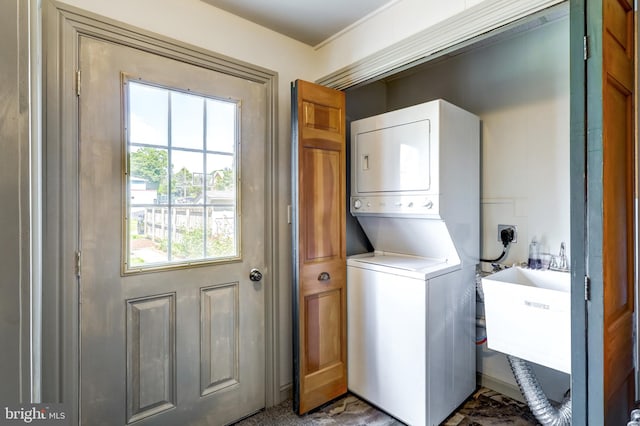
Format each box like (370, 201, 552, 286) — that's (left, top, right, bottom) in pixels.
(583, 36, 589, 61)
(76, 70, 81, 96)
(584, 275, 590, 301)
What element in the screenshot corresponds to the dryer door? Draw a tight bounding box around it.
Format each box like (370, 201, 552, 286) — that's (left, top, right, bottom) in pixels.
(353, 119, 431, 194)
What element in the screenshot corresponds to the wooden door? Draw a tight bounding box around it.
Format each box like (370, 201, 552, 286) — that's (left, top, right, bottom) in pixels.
(78, 36, 267, 425)
(602, 0, 635, 422)
(291, 80, 347, 414)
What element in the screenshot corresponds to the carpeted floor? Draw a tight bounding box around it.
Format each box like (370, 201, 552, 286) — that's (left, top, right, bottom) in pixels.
(233, 387, 539, 425)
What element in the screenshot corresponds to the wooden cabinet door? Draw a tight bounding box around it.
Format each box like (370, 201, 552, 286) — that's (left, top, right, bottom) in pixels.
(291, 79, 347, 414)
(602, 0, 635, 422)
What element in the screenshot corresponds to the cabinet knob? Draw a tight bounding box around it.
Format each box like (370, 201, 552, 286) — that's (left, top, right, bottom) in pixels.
(318, 272, 331, 282)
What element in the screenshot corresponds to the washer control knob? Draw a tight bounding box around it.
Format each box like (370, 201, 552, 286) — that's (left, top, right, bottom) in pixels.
(424, 200, 434, 209)
(353, 199, 362, 209)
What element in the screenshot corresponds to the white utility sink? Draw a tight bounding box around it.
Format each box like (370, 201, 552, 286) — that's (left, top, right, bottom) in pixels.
(482, 267, 571, 374)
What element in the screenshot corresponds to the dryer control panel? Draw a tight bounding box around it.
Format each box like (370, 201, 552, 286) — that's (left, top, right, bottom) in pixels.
(350, 195, 439, 217)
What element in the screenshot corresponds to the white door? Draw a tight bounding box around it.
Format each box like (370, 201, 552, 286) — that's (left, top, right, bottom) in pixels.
(78, 36, 267, 425)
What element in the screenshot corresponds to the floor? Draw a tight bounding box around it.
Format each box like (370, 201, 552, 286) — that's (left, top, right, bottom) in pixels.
(234, 387, 539, 426)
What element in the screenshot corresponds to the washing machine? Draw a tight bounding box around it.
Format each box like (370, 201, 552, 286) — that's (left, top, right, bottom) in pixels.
(347, 252, 475, 426)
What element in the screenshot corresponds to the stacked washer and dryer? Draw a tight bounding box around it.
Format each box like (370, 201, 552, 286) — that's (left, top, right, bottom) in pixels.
(347, 100, 480, 426)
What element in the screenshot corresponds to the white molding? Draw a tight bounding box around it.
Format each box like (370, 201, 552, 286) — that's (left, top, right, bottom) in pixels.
(313, 0, 402, 50)
(278, 383, 292, 404)
(317, 0, 566, 89)
(29, 0, 43, 403)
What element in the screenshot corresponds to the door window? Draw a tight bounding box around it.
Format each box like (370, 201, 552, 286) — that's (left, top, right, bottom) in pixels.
(125, 80, 239, 272)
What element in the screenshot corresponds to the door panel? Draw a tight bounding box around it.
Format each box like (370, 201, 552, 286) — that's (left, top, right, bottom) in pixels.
(79, 36, 266, 425)
(302, 148, 342, 261)
(292, 80, 347, 414)
(126, 293, 177, 423)
(200, 283, 240, 396)
(602, 0, 635, 422)
(305, 290, 342, 372)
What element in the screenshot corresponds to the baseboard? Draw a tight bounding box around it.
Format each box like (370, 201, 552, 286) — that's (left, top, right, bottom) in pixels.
(477, 373, 524, 403)
(279, 383, 292, 404)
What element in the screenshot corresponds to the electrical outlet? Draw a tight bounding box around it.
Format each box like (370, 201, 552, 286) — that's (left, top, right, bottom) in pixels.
(497, 224, 517, 243)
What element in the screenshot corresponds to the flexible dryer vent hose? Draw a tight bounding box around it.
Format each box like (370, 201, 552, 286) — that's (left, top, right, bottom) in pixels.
(507, 355, 572, 426)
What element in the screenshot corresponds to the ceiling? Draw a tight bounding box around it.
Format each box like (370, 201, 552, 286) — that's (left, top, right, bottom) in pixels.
(201, 0, 394, 46)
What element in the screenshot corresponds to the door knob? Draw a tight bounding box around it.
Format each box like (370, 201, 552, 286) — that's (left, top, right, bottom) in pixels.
(249, 268, 263, 282)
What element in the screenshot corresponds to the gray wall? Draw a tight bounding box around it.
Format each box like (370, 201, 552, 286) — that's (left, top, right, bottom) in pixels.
(0, 0, 33, 404)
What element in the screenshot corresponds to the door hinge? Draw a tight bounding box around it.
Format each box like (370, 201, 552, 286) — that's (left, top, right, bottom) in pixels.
(584, 275, 590, 301)
(633, 312, 637, 369)
(76, 251, 82, 277)
(583, 36, 589, 61)
(76, 70, 81, 96)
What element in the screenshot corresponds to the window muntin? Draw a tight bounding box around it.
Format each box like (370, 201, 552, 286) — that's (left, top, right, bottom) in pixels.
(125, 80, 239, 272)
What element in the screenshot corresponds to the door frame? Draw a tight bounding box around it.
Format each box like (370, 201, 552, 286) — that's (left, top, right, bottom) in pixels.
(42, 1, 280, 423)
(569, 0, 588, 423)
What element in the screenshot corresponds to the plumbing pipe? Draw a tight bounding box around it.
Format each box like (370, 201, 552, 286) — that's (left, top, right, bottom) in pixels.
(507, 355, 571, 426)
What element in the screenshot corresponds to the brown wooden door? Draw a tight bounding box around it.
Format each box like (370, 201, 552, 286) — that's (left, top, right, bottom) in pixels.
(291, 79, 347, 414)
(602, 0, 635, 422)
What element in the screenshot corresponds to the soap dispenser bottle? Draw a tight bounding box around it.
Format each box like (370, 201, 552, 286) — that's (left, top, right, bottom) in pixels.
(528, 237, 541, 269)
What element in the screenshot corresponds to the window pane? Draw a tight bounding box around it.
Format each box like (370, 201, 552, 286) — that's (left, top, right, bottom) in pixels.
(172, 150, 204, 204)
(206, 99, 236, 153)
(171, 92, 204, 150)
(205, 154, 236, 258)
(207, 206, 237, 258)
(206, 154, 235, 196)
(129, 207, 170, 266)
(129, 146, 169, 205)
(129, 82, 168, 147)
(172, 207, 205, 260)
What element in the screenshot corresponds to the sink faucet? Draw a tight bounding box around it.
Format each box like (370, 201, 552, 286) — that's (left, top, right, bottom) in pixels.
(550, 242, 569, 271)
(558, 242, 568, 270)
